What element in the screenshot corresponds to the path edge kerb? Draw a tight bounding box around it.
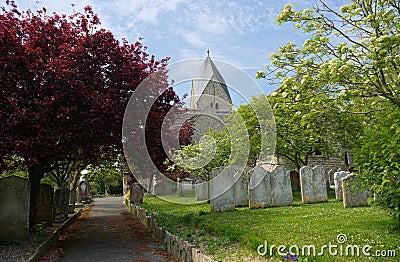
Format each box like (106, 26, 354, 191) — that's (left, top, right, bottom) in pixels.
(27, 209, 83, 262)
(125, 202, 217, 262)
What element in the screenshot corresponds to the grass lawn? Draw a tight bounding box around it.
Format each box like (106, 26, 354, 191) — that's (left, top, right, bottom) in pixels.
(138, 189, 399, 261)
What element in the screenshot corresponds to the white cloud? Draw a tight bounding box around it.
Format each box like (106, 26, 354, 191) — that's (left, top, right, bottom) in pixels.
(181, 0, 277, 36)
(102, 0, 185, 25)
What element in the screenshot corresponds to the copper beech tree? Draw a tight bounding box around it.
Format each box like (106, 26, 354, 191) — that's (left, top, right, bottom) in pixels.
(0, 2, 191, 228)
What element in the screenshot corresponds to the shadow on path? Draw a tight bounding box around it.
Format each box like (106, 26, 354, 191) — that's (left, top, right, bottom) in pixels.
(41, 197, 174, 262)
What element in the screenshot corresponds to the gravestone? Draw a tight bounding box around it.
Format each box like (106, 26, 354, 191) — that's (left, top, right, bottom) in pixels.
(300, 166, 313, 203)
(210, 168, 235, 212)
(313, 166, 328, 202)
(78, 181, 92, 203)
(313, 165, 328, 202)
(334, 171, 349, 200)
(342, 174, 368, 207)
(152, 175, 174, 196)
(0, 176, 30, 242)
(233, 171, 248, 207)
(178, 178, 194, 197)
(129, 183, 143, 204)
(271, 165, 293, 206)
(195, 181, 209, 201)
(34, 184, 54, 225)
(300, 165, 328, 203)
(54, 187, 70, 222)
(138, 178, 151, 193)
(248, 165, 271, 209)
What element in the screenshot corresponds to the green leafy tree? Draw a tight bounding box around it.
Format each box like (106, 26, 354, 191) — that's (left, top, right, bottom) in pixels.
(259, 0, 400, 108)
(257, 0, 400, 220)
(166, 130, 231, 181)
(86, 160, 123, 195)
(267, 84, 362, 170)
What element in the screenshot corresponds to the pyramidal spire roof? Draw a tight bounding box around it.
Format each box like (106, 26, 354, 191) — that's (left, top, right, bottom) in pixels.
(194, 51, 226, 85)
(190, 52, 231, 109)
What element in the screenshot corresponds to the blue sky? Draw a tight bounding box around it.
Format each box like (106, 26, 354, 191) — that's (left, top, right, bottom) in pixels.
(14, 0, 345, 102)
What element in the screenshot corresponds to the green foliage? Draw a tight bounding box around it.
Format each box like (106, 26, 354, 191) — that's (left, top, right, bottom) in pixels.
(33, 221, 49, 242)
(268, 83, 362, 170)
(166, 133, 230, 181)
(230, 94, 276, 166)
(0, 157, 28, 179)
(270, 1, 400, 108)
(86, 160, 122, 195)
(33, 222, 48, 233)
(356, 107, 400, 221)
(0, 168, 28, 179)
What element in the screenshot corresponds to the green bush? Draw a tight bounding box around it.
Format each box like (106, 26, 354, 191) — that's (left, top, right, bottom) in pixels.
(356, 109, 400, 222)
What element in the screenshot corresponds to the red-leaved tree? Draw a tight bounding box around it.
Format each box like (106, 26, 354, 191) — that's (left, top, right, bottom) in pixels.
(0, 2, 191, 228)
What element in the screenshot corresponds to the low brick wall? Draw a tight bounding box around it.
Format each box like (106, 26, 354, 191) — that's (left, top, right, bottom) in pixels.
(127, 204, 215, 262)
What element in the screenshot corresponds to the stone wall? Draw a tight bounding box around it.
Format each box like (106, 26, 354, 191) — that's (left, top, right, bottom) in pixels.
(271, 155, 348, 186)
(127, 204, 216, 262)
(308, 156, 345, 174)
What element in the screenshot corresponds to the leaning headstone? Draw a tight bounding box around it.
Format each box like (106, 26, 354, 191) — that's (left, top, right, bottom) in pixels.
(334, 171, 349, 200)
(0, 176, 30, 242)
(34, 184, 54, 225)
(130, 183, 144, 204)
(248, 165, 271, 209)
(210, 168, 235, 212)
(195, 181, 209, 201)
(54, 187, 70, 222)
(271, 166, 293, 206)
(342, 174, 368, 207)
(300, 165, 328, 203)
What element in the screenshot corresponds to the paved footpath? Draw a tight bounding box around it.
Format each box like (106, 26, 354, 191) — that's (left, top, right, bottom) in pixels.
(41, 197, 174, 262)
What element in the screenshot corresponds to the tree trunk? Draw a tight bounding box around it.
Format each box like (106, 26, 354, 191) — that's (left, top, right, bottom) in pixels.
(28, 164, 45, 230)
(69, 170, 81, 213)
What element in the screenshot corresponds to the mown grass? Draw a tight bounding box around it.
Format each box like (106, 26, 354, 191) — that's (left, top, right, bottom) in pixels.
(139, 189, 400, 261)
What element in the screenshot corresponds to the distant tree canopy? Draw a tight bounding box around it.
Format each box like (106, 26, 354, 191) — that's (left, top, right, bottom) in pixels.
(0, 2, 190, 227)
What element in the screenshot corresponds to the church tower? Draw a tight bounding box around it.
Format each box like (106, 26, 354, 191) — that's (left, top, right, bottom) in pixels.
(190, 51, 232, 112)
(186, 51, 233, 142)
